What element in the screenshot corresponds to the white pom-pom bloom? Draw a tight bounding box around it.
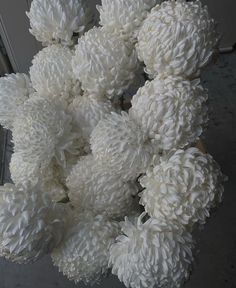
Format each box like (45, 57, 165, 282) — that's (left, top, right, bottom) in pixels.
(97, 0, 161, 42)
(140, 148, 225, 227)
(72, 27, 139, 99)
(136, 0, 219, 78)
(27, 0, 92, 45)
(10, 152, 40, 188)
(69, 94, 114, 141)
(52, 212, 120, 284)
(67, 155, 138, 218)
(12, 96, 77, 181)
(90, 112, 156, 180)
(0, 73, 33, 130)
(10, 153, 66, 201)
(30, 45, 81, 104)
(130, 76, 208, 151)
(109, 214, 193, 288)
(0, 184, 67, 264)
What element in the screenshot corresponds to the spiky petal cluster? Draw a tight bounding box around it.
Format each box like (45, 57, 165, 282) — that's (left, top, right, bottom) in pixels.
(90, 112, 156, 180)
(29, 45, 81, 104)
(0, 184, 67, 264)
(140, 148, 225, 227)
(0, 73, 33, 130)
(69, 95, 114, 141)
(10, 153, 66, 201)
(12, 96, 77, 186)
(72, 27, 139, 99)
(130, 76, 208, 151)
(10, 152, 41, 188)
(52, 212, 120, 284)
(97, 0, 161, 42)
(67, 155, 138, 218)
(109, 214, 193, 288)
(136, 0, 219, 78)
(27, 0, 92, 45)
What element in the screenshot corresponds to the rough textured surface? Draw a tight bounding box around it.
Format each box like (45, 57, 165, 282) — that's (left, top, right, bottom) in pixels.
(0, 52, 235, 287)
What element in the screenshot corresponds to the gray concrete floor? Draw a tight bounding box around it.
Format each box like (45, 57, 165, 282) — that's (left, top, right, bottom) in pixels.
(0, 52, 235, 288)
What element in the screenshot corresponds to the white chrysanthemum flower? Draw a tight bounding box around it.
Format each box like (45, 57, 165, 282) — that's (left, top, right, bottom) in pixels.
(67, 155, 138, 218)
(130, 76, 208, 151)
(10, 153, 66, 201)
(69, 94, 114, 141)
(0, 73, 33, 130)
(136, 0, 219, 78)
(140, 148, 225, 227)
(12, 96, 78, 180)
(97, 0, 161, 42)
(10, 152, 40, 187)
(109, 214, 193, 288)
(90, 112, 156, 180)
(72, 27, 139, 99)
(51, 212, 120, 284)
(0, 184, 67, 264)
(27, 0, 92, 45)
(29, 45, 81, 104)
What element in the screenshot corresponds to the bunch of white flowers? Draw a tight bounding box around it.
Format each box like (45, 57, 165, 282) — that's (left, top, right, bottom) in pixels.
(0, 0, 225, 287)
(97, 0, 162, 43)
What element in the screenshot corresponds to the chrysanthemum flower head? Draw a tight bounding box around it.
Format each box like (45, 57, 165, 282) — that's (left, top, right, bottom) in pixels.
(72, 27, 139, 99)
(29, 45, 81, 105)
(12, 96, 79, 185)
(140, 148, 225, 227)
(0, 184, 68, 264)
(130, 76, 208, 151)
(51, 211, 120, 284)
(69, 94, 114, 141)
(90, 112, 156, 180)
(109, 213, 194, 288)
(0, 73, 33, 130)
(27, 0, 92, 45)
(67, 155, 139, 218)
(136, 0, 219, 78)
(97, 0, 161, 43)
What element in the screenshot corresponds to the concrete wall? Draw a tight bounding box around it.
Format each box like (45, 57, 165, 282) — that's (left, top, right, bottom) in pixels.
(0, 0, 41, 73)
(201, 0, 236, 47)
